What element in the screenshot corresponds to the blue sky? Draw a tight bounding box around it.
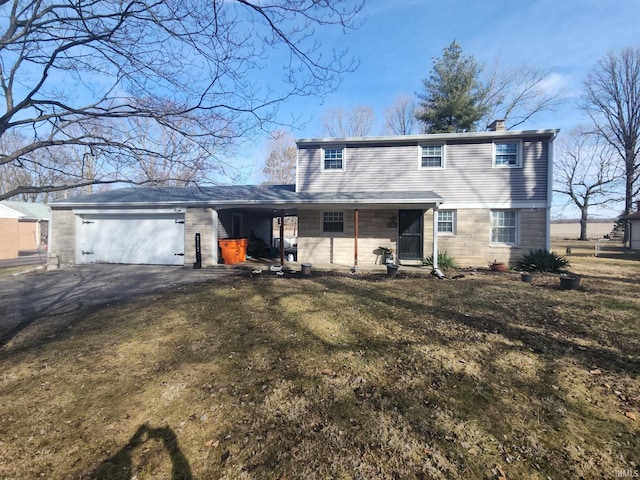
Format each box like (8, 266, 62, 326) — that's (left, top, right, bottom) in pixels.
(284, 0, 640, 137)
(242, 0, 640, 217)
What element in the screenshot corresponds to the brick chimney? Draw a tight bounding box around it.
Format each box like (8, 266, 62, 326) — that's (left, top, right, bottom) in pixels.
(487, 120, 506, 132)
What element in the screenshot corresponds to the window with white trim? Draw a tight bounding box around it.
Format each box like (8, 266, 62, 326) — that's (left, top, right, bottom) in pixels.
(493, 141, 520, 167)
(437, 210, 456, 234)
(490, 210, 518, 244)
(322, 147, 345, 170)
(420, 145, 444, 168)
(323, 211, 344, 232)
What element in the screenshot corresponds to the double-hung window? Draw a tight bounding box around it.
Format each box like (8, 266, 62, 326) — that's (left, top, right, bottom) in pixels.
(421, 145, 444, 168)
(437, 210, 455, 234)
(494, 141, 520, 167)
(323, 147, 345, 171)
(491, 210, 518, 244)
(323, 211, 344, 233)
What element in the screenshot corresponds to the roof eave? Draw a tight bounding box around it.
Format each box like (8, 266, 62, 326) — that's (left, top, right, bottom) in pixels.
(296, 129, 560, 146)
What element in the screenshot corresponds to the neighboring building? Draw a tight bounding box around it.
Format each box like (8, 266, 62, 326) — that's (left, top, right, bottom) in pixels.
(625, 201, 640, 250)
(48, 125, 558, 268)
(0, 201, 50, 260)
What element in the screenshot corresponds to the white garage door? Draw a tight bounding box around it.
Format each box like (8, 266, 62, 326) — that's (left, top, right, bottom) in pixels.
(79, 213, 185, 265)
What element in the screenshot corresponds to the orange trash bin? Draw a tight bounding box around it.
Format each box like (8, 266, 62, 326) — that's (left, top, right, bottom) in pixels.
(218, 238, 248, 265)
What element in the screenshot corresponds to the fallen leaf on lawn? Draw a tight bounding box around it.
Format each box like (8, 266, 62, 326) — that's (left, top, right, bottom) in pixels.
(205, 439, 219, 448)
(495, 463, 507, 480)
(589, 369, 602, 375)
(625, 412, 637, 421)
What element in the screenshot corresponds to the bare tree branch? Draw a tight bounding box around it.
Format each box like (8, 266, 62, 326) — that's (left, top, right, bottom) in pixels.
(384, 94, 417, 135)
(582, 47, 640, 244)
(553, 127, 622, 239)
(322, 105, 375, 137)
(0, 0, 364, 199)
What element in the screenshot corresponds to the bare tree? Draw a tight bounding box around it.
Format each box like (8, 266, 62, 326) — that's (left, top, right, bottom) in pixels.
(126, 117, 216, 187)
(263, 131, 296, 185)
(384, 95, 417, 135)
(0, 130, 69, 202)
(483, 64, 564, 130)
(554, 128, 621, 240)
(0, 0, 363, 200)
(583, 47, 640, 244)
(322, 105, 376, 137)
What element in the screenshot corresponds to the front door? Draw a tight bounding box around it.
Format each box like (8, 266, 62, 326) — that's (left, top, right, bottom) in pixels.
(398, 209, 423, 260)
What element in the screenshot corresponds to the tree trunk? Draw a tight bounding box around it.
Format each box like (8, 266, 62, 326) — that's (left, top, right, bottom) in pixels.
(621, 156, 634, 245)
(579, 201, 589, 241)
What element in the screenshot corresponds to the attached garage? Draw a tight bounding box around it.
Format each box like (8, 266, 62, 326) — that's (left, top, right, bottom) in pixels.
(48, 185, 297, 268)
(77, 211, 185, 265)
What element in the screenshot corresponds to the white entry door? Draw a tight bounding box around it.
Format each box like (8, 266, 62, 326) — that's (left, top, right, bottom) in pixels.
(79, 213, 185, 265)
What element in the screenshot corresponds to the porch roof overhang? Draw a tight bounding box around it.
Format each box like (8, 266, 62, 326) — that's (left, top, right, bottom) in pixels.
(49, 185, 444, 215)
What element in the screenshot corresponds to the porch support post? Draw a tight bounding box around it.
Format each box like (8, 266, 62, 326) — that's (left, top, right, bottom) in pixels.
(432, 205, 439, 270)
(279, 210, 285, 265)
(354, 208, 359, 268)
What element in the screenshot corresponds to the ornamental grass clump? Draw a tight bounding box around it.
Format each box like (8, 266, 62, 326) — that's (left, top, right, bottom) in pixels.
(422, 250, 459, 270)
(516, 248, 570, 273)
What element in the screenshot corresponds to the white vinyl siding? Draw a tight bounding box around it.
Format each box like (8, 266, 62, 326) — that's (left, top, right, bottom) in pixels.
(420, 145, 444, 168)
(323, 211, 344, 232)
(437, 210, 455, 234)
(322, 147, 345, 171)
(494, 141, 521, 167)
(491, 210, 518, 244)
(296, 138, 550, 204)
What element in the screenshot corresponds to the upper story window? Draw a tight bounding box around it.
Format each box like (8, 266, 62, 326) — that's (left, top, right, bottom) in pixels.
(494, 141, 521, 167)
(322, 147, 345, 171)
(490, 210, 518, 244)
(437, 210, 456, 234)
(420, 145, 444, 168)
(323, 211, 344, 233)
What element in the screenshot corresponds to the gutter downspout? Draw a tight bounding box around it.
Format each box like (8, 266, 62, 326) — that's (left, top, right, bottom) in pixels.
(432, 204, 439, 270)
(353, 208, 359, 272)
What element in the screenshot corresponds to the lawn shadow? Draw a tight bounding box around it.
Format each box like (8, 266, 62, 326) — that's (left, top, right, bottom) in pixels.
(90, 424, 192, 480)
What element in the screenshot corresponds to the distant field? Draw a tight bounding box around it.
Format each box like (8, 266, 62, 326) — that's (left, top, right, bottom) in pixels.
(551, 221, 614, 239)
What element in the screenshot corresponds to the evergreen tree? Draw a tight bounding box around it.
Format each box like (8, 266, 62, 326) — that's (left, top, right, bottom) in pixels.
(416, 41, 490, 133)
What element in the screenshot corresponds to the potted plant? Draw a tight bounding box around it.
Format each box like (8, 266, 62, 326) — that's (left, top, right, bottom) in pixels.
(386, 263, 399, 278)
(559, 274, 581, 290)
(520, 272, 533, 283)
(490, 260, 508, 272)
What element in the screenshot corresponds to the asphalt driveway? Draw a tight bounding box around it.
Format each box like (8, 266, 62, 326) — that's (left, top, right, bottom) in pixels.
(0, 264, 240, 347)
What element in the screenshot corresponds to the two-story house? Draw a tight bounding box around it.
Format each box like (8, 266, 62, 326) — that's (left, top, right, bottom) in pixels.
(47, 123, 558, 269)
(295, 122, 558, 267)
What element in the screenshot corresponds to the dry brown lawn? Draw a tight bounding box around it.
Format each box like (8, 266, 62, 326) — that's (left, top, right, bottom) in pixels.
(1, 244, 639, 479)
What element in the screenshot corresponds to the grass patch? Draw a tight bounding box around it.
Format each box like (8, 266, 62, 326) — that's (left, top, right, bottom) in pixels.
(1, 254, 639, 479)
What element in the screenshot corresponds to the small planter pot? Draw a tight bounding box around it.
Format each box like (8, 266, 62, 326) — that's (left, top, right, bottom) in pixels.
(301, 263, 313, 276)
(490, 262, 508, 272)
(521, 273, 533, 283)
(559, 275, 581, 290)
(386, 264, 399, 278)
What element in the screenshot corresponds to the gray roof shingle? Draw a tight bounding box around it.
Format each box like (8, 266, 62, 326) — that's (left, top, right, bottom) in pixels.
(50, 185, 443, 209)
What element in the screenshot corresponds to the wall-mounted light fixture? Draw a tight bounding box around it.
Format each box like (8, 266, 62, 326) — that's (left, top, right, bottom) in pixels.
(387, 215, 397, 228)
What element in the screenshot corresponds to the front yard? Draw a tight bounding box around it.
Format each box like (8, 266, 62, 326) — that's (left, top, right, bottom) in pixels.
(1, 249, 639, 479)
